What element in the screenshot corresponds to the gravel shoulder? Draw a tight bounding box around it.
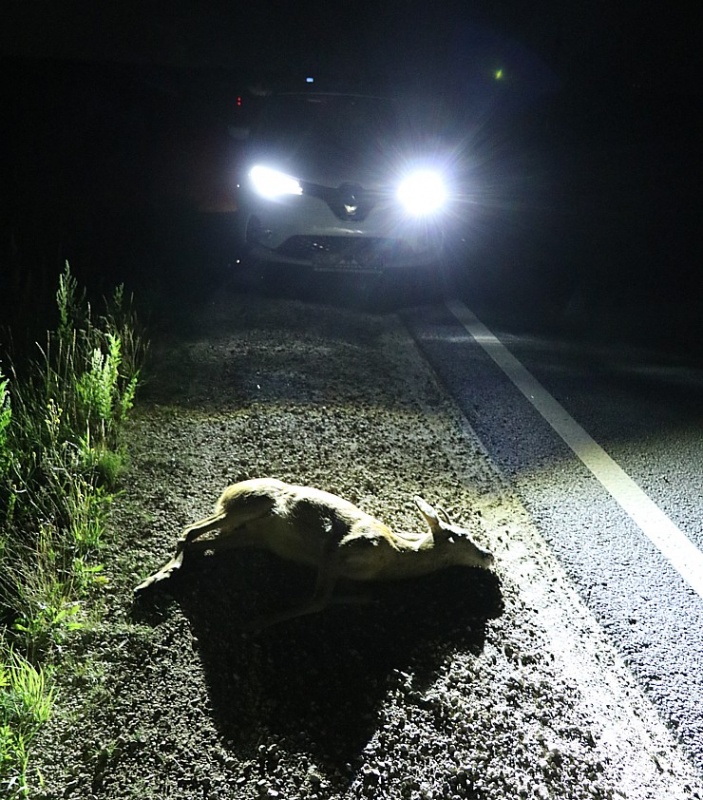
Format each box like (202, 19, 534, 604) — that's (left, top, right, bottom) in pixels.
(30, 289, 702, 799)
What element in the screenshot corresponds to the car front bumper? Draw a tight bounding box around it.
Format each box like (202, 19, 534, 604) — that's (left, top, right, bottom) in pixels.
(240, 191, 446, 271)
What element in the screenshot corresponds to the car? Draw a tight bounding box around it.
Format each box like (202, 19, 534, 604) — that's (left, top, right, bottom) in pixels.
(232, 89, 466, 282)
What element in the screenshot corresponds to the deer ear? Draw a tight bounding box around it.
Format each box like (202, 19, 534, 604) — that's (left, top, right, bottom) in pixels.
(436, 505, 452, 525)
(413, 496, 441, 534)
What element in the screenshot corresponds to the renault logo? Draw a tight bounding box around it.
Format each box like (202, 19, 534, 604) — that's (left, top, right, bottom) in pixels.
(325, 182, 373, 221)
(340, 183, 362, 217)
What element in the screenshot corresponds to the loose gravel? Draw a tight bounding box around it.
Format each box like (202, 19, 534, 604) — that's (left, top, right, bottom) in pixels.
(28, 288, 703, 799)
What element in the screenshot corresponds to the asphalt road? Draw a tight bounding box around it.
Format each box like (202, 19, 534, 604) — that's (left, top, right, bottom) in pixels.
(402, 297, 703, 772)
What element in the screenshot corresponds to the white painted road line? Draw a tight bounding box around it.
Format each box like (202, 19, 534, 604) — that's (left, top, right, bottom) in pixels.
(445, 298, 703, 602)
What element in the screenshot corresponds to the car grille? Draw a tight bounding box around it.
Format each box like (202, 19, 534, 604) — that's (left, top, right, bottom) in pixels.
(303, 182, 378, 221)
(275, 236, 414, 267)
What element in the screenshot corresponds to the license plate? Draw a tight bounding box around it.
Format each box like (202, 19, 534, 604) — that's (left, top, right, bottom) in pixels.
(312, 253, 383, 273)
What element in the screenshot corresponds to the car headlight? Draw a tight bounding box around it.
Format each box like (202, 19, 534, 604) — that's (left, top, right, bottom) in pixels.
(249, 165, 303, 199)
(397, 170, 447, 216)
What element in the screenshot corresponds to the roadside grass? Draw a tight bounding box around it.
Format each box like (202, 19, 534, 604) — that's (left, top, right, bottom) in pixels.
(0, 263, 147, 798)
(0, 646, 54, 794)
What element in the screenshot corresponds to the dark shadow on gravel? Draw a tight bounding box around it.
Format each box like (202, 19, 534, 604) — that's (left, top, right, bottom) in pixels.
(133, 550, 502, 781)
(227, 266, 446, 315)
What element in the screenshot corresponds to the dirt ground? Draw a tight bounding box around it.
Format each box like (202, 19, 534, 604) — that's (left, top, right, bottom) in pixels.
(28, 288, 703, 799)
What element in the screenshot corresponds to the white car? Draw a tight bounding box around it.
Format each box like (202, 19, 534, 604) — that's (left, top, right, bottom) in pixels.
(234, 91, 462, 276)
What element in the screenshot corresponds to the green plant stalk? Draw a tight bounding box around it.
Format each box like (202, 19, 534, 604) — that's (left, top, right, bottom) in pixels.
(0, 373, 11, 478)
(0, 644, 55, 797)
(0, 262, 147, 796)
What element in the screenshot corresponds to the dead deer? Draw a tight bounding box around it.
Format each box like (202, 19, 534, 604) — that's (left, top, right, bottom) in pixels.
(134, 478, 493, 628)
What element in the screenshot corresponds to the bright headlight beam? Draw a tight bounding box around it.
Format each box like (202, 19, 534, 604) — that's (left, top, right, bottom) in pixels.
(397, 170, 447, 215)
(249, 165, 303, 199)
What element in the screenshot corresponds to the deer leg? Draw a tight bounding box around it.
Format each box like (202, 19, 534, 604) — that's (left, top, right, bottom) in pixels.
(134, 550, 186, 593)
(133, 528, 216, 594)
(246, 547, 341, 630)
(176, 513, 228, 552)
(177, 494, 276, 551)
(136, 496, 277, 594)
(135, 522, 256, 594)
(179, 527, 252, 554)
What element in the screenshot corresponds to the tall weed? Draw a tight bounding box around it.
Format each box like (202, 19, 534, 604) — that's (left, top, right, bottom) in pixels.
(0, 262, 146, 794)
(0, 643, 54, 798)
(0, 373, 11, 478)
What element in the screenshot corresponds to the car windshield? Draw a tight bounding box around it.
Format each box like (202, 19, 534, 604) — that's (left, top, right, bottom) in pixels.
(254, 93, 399, 145)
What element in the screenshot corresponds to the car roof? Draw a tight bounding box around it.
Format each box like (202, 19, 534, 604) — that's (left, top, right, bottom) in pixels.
(272, 91, 388, 100)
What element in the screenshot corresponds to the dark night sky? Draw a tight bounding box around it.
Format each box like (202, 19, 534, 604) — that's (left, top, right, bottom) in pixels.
(1, 1, 702, 337)
(2, 1, 702, 98)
